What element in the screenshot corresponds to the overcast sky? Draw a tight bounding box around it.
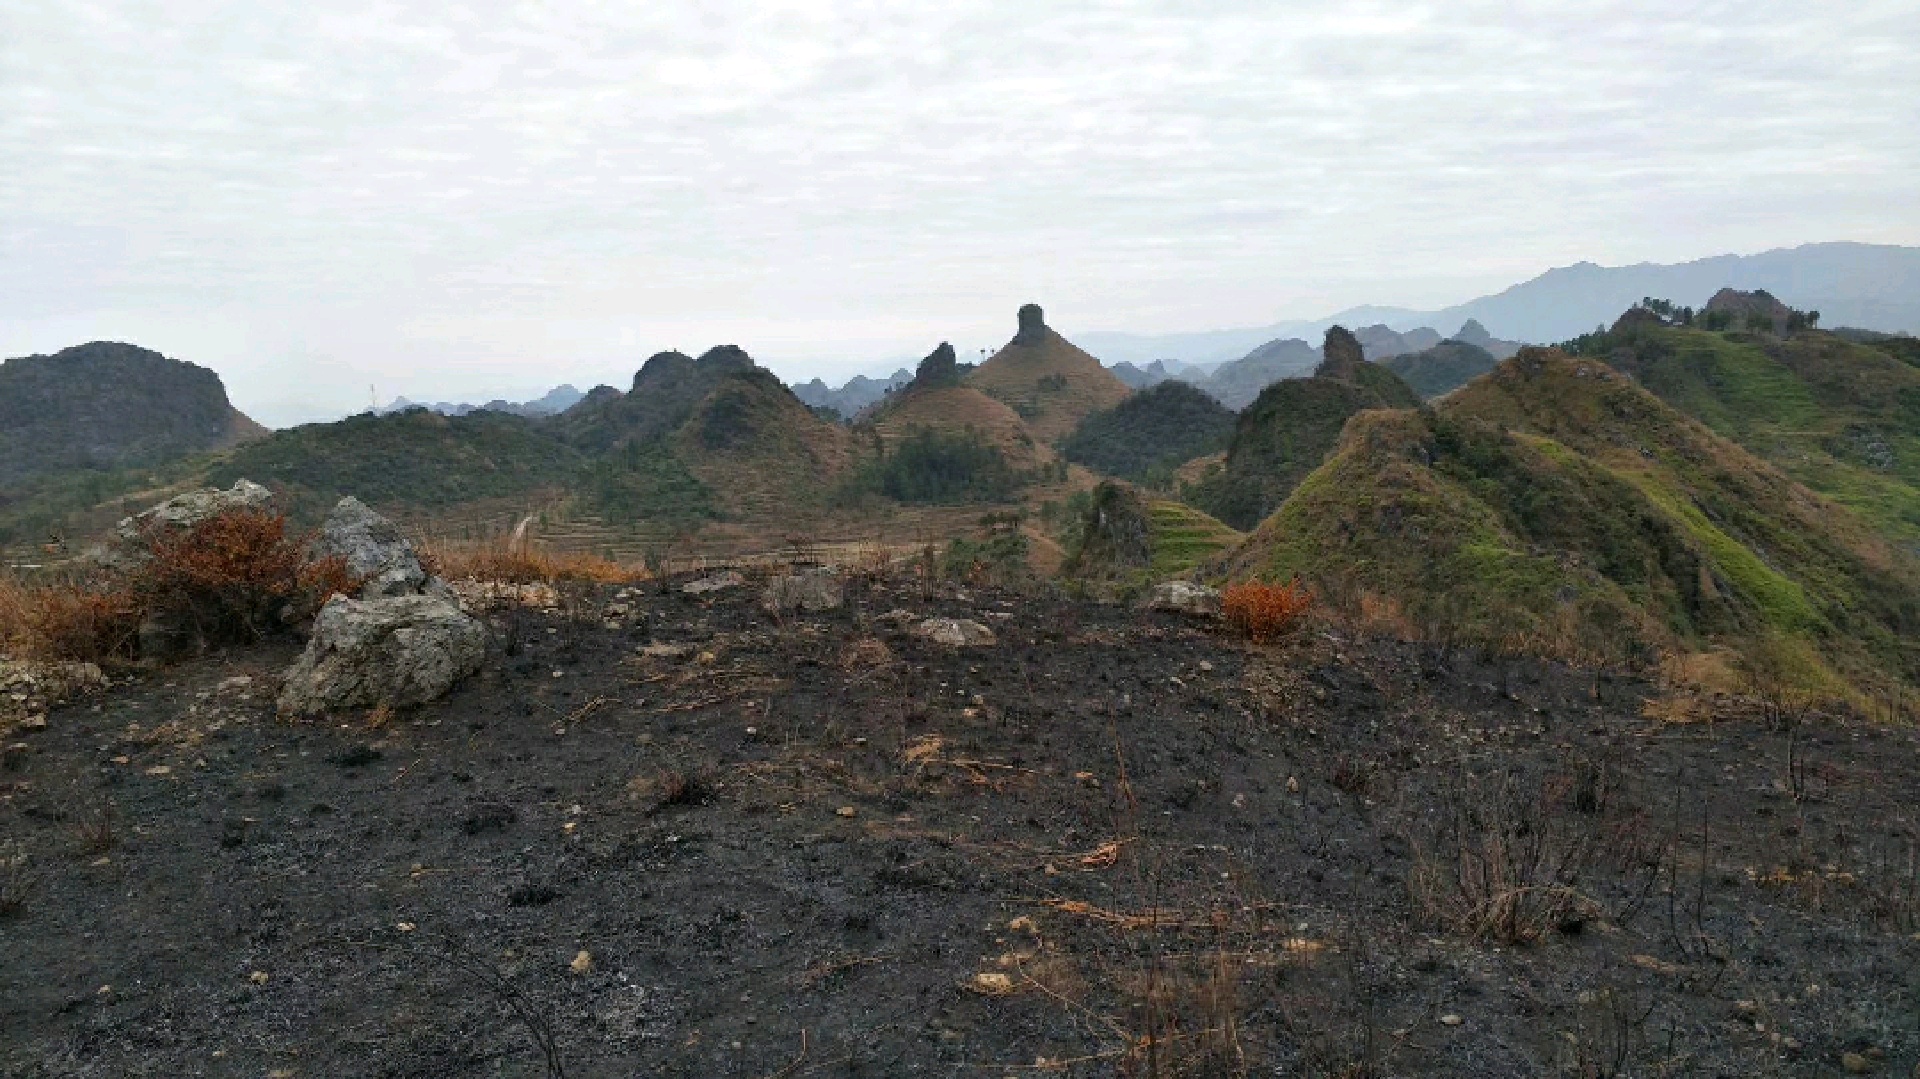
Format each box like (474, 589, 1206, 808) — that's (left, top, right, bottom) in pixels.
(3, 1, 1916, 425)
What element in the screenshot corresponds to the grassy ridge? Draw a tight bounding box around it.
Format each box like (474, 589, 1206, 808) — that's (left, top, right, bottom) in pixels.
(1573, 324, 1920, 550)
(1186, 361, 1419, 530)
(1228, 350, 1920, 696)
(1062, 381, 1235, 482)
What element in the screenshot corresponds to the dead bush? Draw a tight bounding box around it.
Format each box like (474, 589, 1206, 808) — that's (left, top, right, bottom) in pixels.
(629, 768, 709, 814)
(132, 509, 355, 645)
(0, 577, 140, 662)
(1222, 580, 1313, 643)
(1407, 771, 1606, 945)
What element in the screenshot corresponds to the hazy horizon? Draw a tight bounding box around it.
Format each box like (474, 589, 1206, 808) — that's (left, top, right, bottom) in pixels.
(5, 1, 1917, 425)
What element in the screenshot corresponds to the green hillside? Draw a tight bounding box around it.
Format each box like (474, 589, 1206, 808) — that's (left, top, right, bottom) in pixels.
(1226, 349, 1920, 696)
(1064, 481, 1242, 584)
(1061, 381, 1235, 482)
(1186, 332, 1420, 530)
(1566, 320, 1920, 551)
(1382, 339, 1498, 399)
(208, 408, 584, 520)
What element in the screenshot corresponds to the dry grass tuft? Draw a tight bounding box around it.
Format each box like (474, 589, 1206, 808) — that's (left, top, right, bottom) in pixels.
(421, 538, 643, 585)
(1222, 580, 1313, 644)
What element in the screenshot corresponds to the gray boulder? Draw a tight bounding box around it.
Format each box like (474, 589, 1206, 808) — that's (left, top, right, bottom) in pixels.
(682, 570, 745, 596)
(1142, 580, 1222, 618)
(276, 594, 485, 716)
(762, 568, 844, 614)
(914, 617, 997, 647)
(311, 496, 431, 598)
(90, 479, 274, 570)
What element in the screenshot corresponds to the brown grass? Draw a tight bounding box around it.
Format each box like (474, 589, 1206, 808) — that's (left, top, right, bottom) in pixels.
(1222, 580, 1314, 644)
(0, 574, 139, 661)
(420, 538, 643, 585)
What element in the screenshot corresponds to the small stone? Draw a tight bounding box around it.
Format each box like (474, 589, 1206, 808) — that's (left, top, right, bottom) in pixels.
(570, 950, 594, 975)
(145, 765, 172, 776)
(836, 806, 857, 818)
(248, 971, 269, 985)
(1286, 776, 1300, 793)
(20, 715, 47, 731)
(1439, 1014, 1463, 1027)
(1840, 1051, 1870, 1074)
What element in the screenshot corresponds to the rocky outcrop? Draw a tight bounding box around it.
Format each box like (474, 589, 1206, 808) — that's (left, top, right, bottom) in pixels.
(1141, 580, 1222, 617)
(276, 594, 485, 716)
(89, 480, 275, 571)
(910, 343, 963, 391)
(1314, 326, 1366, 382)
(762, 569, 844, 614)
(310, 496, 432, 598)
(1013, 304, 1048, 347)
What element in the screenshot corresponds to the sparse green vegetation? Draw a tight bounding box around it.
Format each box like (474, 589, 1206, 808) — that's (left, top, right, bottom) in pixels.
(1229, 349, 1920, 697)
(208, 409, 583, 520)
(1562, 320, 1920, 550)
(848, 427, 1020, 504)
(1061, 381, 1235, 482)
(1186, 363, 1419, 530)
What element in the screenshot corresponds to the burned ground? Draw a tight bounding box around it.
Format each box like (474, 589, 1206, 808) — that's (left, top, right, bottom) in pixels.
(2, 577, 1918, 1077)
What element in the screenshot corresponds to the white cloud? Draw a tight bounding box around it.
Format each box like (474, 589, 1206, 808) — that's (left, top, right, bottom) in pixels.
(1, 0, 1915, 423)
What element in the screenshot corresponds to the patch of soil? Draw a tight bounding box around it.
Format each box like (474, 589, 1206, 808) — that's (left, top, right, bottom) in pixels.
(2, 576, 1918, 1077)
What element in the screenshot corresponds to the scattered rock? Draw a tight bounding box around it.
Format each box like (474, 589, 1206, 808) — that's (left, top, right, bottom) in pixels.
(835, 805, 857, 818)
(1840, 1051, 1870, 1074)
(682, 571, 745, 596)
(1438, 1013, 1463, 1027)
(1141, 580, 1222, 617)
(0, 660, 106, 731)
(762, 569, 844, 614)
(88, 480, 274, 571)
(310, 496, 432, 598)
(639, 642, 694, 660)
(570, 949, 594, 975)
(276, 594, 486, 717)
(914, 618, 997, 647)
(449, 579, 557, 611)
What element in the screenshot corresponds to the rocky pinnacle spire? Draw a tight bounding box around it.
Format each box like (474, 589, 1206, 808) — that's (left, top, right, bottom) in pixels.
(1014, 304, 1047, 346)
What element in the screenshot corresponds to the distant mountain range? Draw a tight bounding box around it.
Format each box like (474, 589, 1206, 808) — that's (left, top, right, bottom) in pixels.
(380, 384, 585, 419)
(1103, 319, 1520, 409)
(789, 369, 912, 417)
(1075, 242, 1920, 365)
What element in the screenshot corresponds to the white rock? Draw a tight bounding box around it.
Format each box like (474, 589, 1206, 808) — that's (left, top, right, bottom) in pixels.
(914, 618, 997, 647)
(1141, 580, 1222, 617)
(681, 571, 745, 595)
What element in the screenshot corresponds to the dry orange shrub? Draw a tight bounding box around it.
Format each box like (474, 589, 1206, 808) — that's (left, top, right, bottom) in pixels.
(2, 509, 360, 663)
(1221, 579, 1313, 643)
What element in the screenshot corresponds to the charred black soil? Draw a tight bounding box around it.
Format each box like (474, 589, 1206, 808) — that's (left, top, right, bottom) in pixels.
(3, 577, 1918, 1077)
